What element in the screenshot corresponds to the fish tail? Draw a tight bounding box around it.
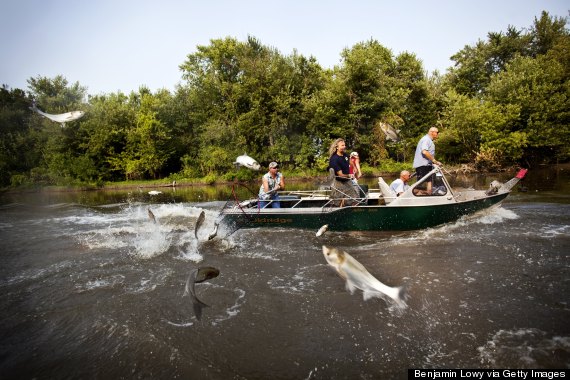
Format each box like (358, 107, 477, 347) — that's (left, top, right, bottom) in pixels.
(192, 299, 209, 321)
(392, 285, 409, 309)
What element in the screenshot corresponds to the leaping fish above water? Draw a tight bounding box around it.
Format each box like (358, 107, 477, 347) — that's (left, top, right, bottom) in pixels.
(183, 267, 220, 320)
(30, 102, 84, 128)
(208, 222, 219, 240)
(147, 208, 157, 224)
(194, 210, 205, 239)
(379, 122, 400, 142)
(316, 224, 329, 237)
(233, 153, 261, 171)
(321, 245, 407, 309)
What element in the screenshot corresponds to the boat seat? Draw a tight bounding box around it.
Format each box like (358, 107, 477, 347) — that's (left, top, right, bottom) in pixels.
(378, 177, 397, 204)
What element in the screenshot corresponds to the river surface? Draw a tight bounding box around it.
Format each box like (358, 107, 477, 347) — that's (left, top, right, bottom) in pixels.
(1, 166, 569, 379)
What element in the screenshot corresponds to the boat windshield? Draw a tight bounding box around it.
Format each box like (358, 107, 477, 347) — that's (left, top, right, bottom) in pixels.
(412, 167, 448, 197)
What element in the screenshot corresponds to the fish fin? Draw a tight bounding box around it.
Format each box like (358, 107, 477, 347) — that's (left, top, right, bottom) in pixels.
(362, 290, 379, 301)
(383, 285, 409, 309)
(387, 285, 409, 311)
(183, 269, 198, 297)
(397, 284, 410, 304)
(192, 299, 209, 321)
(345, 280, 358, 294)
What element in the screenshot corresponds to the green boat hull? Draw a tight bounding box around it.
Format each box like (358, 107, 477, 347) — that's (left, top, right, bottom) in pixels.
(220, 192, 509, 232)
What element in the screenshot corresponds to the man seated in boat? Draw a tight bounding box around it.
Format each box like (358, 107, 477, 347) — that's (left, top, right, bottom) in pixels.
(390, 170, 411, 196)
(328, 138, 359, 206)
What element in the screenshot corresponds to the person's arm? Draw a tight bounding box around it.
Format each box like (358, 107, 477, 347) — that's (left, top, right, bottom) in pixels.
(262, 177, 270, 193)
(278, 175, 285, 190)
(354, 158, 362, 179)
(332, 156, 351, 179)
(336, 169, 351, 179)
(421, 149, 441, 166)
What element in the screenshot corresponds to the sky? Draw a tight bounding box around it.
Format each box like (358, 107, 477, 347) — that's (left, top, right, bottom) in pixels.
(1, 0, 568, 96)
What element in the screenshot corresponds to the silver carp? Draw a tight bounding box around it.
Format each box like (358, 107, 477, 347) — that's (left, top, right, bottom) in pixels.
(322, 245, 407, 309)
(183, 266, 220, 320)
(147, 208, 157, 224)
(316, 224, 329, 237)
(194, 210, 205, 238)
(233, 153, 261, 171)
(208, 222, 219, 240)
(379, 122, 400, 142)
(30, 102, 84, 127)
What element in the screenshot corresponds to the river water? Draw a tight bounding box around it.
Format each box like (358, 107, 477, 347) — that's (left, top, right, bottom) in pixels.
(0, 166, 569, 379)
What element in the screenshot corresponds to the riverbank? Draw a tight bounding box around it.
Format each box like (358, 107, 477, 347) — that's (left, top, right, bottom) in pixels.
(0, 162, 545, 194)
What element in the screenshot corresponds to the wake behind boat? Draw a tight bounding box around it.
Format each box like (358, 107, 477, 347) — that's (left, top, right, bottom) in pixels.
(215, 167, 528, 233)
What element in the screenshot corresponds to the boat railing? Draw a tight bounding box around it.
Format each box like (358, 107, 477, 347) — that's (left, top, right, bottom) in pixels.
(223, 187, 374, 212)
(406, 165, 456, 198)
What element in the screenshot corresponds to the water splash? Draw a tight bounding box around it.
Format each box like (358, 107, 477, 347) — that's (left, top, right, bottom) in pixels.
(75, 203, 218, 260)
(478, 328, 570, 368)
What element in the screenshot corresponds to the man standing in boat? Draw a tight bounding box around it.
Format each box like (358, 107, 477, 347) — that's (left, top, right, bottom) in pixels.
(413, 127, 442, 195)
(328, 138, 359, 206)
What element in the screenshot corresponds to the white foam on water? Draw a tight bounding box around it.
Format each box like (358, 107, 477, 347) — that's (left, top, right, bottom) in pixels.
(478, 328, 570, 367)
(387, 205, 520, 246)
(267, 265, 322, 294)
(131, 223, 173, 259)
(211, 287, 246, 326)
(165, 320, 194, 327)
(533, 224, 570, 239)
(0, 221, 14, 230)
(163, 286, 246, 328)
(224, 232, 281, 261)
(76, 274, 126, 292)
(1, 260, 75, 287)
(125, 267, 174, 294)
(73, 202, 220, 260)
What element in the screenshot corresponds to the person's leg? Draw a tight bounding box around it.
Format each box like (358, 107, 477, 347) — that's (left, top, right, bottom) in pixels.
(271, 195, 281, 208)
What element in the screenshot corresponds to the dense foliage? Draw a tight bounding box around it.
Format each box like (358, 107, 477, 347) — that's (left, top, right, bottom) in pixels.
(1, 12, 568, 187)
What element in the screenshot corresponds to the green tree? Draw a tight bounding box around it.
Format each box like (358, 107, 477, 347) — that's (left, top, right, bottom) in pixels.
(448, 26, 530, 97)
(486, 55, 570, 163)
(439, 90, 521, 167)
(0, 86, 39, 186)
(81, 92, 135, 181)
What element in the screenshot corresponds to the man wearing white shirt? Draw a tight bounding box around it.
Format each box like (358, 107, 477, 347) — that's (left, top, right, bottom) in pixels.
(390, 170, 411, 196)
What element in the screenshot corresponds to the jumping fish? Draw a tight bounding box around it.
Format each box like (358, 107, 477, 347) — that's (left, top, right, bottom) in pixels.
(30, 102, 84, 128)
(147, 208, 157, 224)
(208, 222, 219, 240)
(148, 190, 162, 196)
(194, 210, 205, 239)
(316, 224, 329, 237)
(183, 266, 220, 320)
(321, 245, 407, 309)
(379, 122, 400, 142)
(194, 266, 220, 283)
(233, 153, 261, 171)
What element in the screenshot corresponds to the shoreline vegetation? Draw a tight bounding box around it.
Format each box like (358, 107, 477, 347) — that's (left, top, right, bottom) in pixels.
(1, 162, 525, 194)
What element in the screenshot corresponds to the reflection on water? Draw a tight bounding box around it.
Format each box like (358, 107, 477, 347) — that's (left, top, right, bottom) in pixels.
(0, 165, 569, 378)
